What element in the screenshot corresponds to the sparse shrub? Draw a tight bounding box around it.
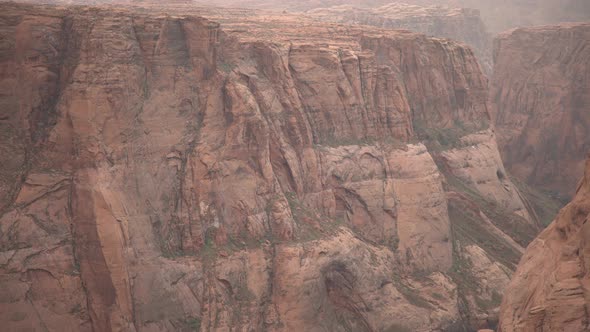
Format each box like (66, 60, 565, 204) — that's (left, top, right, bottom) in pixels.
(218, 62, 236, 73)
(183, 316, 201, 332)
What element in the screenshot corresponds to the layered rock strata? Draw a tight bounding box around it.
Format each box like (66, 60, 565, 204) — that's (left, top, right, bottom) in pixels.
(492, 23, 590, 199)
(307, 3, 492, 74)
(0, 3, 538, 331)
(498, 156, 590, 332)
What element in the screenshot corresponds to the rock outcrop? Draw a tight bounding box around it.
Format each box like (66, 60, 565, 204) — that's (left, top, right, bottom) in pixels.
(0, 2, 538, 331)
(434, 0, 590, 34)
(198, 0, 590, 33)
(498, 156, 590, 332)
(306, 3, 492, 74)
(492, 23, 590, 199)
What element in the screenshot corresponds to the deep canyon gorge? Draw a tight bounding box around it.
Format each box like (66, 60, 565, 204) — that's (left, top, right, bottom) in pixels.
(0, 1, 588, 332)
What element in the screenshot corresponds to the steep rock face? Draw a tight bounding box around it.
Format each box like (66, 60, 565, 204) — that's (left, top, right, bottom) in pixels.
(425, 0, 590, 34)
(307, 3, 492, 74)
(441, 131, 534, 224)
(498, 156, 590, 332)
(492, 23, 590, 199)
(199, 0, 590, 33)
(0, 3, 537, 331)
(201, 0, 393, 11)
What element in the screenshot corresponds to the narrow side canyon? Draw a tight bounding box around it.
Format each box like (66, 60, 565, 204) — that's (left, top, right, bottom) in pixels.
(492, 23, 590, 199)
(498, 156, 590, 332)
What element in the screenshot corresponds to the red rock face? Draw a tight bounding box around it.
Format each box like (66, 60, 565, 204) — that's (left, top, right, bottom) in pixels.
(385, 0, 590, 33)
(498, 156, 590, 332)
(199, 0, 590, 33)
(0, 3, 539, 331)
(492, 23, 590, 199)
(306, 4, 493, 74)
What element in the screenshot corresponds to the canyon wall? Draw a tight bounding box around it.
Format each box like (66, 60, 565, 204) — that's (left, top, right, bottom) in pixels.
(492, 23, 590, 199)
(0, 3, 539, 331)
(202, 0, 590, 34)
(498, 156, 590, 332)
(306, 3, 492, 74)
(433, 0, 590, 34)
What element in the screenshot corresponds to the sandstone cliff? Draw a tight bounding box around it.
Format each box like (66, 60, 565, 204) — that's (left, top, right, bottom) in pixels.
(432, 0, 590, 34)
(498, 156, 590, 332)
(203, 0, 590, 34)
(0, 3, 538, 331)
(0, 2, 495, 75)
(492, 23, 590, 199)
(306, 4, 492, 74)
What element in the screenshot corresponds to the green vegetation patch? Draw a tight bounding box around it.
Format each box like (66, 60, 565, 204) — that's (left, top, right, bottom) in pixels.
(447, 199, 520, 270)
(178, 316, 201, 332)
(317, 135, 378, 148)
(391, 274, 433, 309)
(509, 175, 565, 227)
(413, 119, 489, 152)
(474, 290, 503, 310)
(284, 191, 345, 242)
(218, 62, 237, 73)
(443, 172, 538, 248)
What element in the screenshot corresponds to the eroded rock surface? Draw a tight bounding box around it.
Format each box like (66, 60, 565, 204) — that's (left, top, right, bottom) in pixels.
(0, 3, 538, 331)
(498, 156, 590, 332)
(492, 23, 590, 199)
(200, 0, 590, 34)
(306, 3, 492, 74)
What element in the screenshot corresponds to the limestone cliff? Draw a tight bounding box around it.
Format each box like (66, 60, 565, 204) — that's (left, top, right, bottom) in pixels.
(492, 23, 590, 199)
(0, 3, 538, 331)
(498, 156, 590, 332)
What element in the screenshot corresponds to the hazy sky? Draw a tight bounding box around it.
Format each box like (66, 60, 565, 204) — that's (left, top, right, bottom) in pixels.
(9, 0, 590, 33)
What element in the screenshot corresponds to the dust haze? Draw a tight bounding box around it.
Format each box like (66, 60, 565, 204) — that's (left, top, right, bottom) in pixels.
(0, 0, 589, 331)
(8, 0, 590, 32)
(196, 0, 590, 32)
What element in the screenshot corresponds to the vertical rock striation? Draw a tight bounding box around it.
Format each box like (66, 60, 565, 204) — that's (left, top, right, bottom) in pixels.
(307, 3, 493, 75)
(492, 23, 590, 199)
(0, 3, 538, 331)
(499, 156, 590, 332)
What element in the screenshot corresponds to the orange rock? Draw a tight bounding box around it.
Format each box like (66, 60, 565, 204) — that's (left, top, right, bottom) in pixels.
(307, 3, 493, 75)
(0, 2, 539, 331)
(498, 157, 590, 331)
